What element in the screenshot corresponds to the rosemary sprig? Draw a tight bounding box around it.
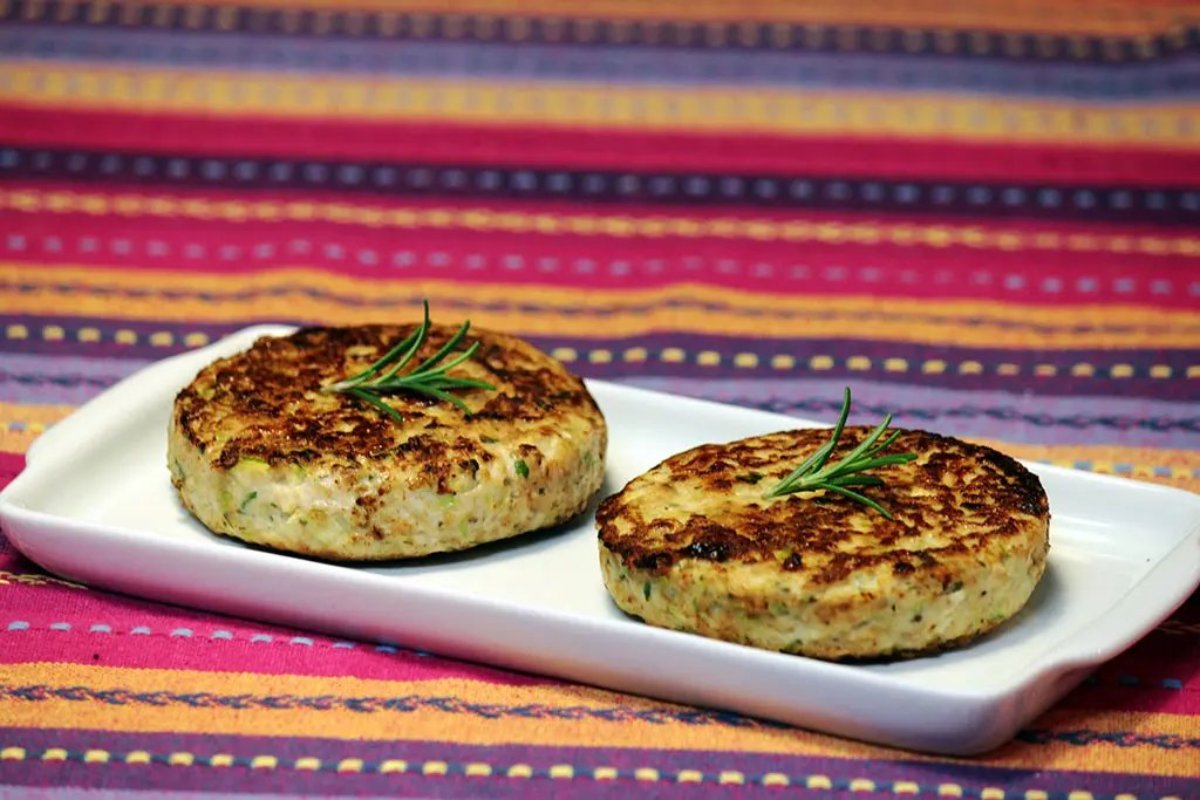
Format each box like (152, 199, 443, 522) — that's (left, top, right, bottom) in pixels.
(323, 301, 495, 422)
(764, 387, 916, 519)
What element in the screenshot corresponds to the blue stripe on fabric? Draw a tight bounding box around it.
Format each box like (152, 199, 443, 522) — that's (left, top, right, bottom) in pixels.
(0, 354, 148, 405)
(5, 26, 1200, 100)
(5, 357, 1196, 447)
(613, 377, 1200, 449)
(0, 319, 1192, 407)
(1, 0, 1198, 66)
(0, 683, 771, 728)
(4, 147, 1200, 225)
(0, 318, 1194, 377)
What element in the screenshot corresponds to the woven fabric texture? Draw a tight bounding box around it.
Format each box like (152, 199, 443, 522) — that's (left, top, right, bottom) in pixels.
(0, 1, 1197, 797)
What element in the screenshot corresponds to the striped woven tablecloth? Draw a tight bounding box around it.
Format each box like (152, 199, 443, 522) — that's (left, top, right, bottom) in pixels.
(1, 1, 1198, 797)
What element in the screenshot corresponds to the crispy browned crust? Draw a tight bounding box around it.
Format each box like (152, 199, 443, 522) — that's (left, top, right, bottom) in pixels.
(174, 324, 603, 486)
(597, 427, 1049, 585)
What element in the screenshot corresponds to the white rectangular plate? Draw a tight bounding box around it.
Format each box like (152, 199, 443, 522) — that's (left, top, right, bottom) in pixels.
(2, 326, 1198, 755)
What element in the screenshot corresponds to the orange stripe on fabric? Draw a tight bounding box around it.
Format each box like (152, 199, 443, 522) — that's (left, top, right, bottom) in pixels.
(0, 403, 74, 454)
(980, 443, 1200, 494)
(985, 706, 1200, 776)
(4, 267, 1199, 350)
(5, 65, 1200, 146)
(143, 0, 1193, 36)
(0, 663, 845, 752)
(0, 403, 75, 426)
(0, 664, 1197, 775)
(3, 191, 1200, 257)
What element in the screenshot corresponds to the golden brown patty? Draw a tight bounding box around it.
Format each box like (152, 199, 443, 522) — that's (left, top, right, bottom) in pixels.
(169, 324, 607, 560)
(597, 427, 1049, 660)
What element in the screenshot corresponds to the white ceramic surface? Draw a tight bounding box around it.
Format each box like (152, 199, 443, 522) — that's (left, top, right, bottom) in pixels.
(2, 325, 1198, 754)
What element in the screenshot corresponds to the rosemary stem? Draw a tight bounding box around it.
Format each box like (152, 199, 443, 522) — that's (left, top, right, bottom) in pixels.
(764, 387, 916, 517)
(323, 301, 495, 421)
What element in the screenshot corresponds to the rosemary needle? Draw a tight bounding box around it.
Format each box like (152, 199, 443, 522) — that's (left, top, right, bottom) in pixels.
(764, 387, 916, 519)
(323, 300, 495, 422)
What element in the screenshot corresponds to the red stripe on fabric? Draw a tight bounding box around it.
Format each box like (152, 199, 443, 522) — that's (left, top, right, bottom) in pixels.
(1107, 634, 1200, 678)
(6, 104, 1200, 185)
(0, 602, 548, 685)
(2, 199, 1195, 308)
(0, 451, 25, 492)
(1058, 682, 1200, 715)
(1059, 647, 1200, 715)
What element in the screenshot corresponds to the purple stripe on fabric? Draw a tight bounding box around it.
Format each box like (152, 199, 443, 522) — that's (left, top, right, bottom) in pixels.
(4, 145, 1198, 225)
(0, 3, 1183, 66)
(4, 26, 1200, 100)
(0, 319, 1192, 380)
(0, 322, 1193, 402)
(616, 377, 1200, 448)
(0, 317, 247, 360)
(0, 354, 149, 405)
(560, 336, 1199, 403)
(0, 729, 1196, 798)
(0, 793, 332, 800)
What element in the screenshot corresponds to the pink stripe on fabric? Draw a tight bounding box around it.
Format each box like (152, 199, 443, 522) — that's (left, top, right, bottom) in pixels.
(10, 105, 1200, 186)
(2, 210, 1195, 308)
(0, 603, 550, 685)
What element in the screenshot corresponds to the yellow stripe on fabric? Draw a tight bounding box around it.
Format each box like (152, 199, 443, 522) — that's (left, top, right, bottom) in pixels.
(140, 0, 1193, 37)
(1, 664, 1197, 776)
(4, 191, 1200, 258)
(0, 748, 1178, 798)
(0, 429, 40, 454)
(5, 267, 1199, 350)
(5, 64, 1200, 146)
(0, 403, 75, 454)
(0, 402, 76, 426)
